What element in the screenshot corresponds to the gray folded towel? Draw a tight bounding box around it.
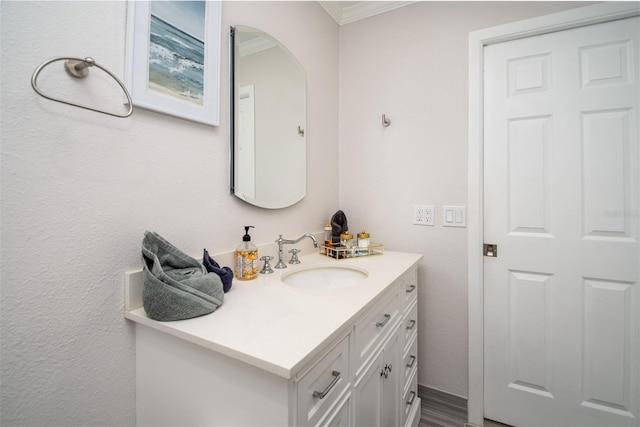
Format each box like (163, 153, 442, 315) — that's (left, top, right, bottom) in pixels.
(142, 231, 224, 321)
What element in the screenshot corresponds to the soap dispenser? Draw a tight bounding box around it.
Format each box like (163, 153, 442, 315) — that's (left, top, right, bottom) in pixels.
(235, 226, 258, 280)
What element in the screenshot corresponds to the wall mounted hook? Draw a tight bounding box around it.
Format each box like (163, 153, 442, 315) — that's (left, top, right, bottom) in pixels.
(382, 114, 391, 127)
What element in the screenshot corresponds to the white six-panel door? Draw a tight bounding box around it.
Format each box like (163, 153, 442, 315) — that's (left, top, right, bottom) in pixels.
(483, 16, 639, 426)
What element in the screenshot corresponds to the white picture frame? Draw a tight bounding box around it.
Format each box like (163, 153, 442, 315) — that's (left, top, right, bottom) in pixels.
(125, 1, 221, 126)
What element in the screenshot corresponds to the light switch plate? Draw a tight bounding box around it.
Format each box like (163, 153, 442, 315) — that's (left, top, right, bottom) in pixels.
(443, 205, 466, 227)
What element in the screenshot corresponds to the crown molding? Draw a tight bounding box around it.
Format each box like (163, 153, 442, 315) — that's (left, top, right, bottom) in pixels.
(239, 36, 277, 57)
(319, 1, 415, 25)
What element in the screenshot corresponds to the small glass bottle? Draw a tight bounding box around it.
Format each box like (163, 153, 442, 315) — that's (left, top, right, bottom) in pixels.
(324, 220, 333, 255)
(357, 230, 370, 248)
(340, 231, 354, 258)
(340, 231, 354, 247)
(235, 226, 258, 280)
(324, 220, 332, 247)
(356, 230, 370, 256)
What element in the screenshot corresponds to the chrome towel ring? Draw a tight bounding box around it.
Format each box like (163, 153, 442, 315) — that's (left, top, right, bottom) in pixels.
(31, 56, 133, 118)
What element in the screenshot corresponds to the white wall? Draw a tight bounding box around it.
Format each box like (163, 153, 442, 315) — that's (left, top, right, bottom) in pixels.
(338, 1, 595, 397)
(0, 1, 338, 424)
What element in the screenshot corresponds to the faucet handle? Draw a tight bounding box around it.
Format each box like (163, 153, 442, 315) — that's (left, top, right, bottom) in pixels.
(288, 248, 301, 264)
(260, 255, 274, 274)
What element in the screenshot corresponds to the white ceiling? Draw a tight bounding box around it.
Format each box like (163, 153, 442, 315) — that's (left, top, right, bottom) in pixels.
(318, 1, 415, 25)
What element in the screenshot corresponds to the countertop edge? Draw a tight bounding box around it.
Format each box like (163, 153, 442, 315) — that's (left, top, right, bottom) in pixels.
(125, 309, 293, 379)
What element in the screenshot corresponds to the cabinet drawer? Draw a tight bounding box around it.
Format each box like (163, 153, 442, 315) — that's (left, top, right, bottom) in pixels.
(319, 391, 351, 427)
(402, 369, 419, 427)
(353, 287, 400, 376)
(402, 267, 418, 310)
(403, 300, 418, 352)
(297, 335, 350, 427)
(402, 335, 418, 389)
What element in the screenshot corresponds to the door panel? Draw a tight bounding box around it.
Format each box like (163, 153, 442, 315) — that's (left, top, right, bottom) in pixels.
(508, 116, 552, 236)
(582, 109, 633, 238)
(484, 16, 639, 427)
(507, 271, 553, 398)
(583, 278, 635, 416)
(354, 351, 383, 427)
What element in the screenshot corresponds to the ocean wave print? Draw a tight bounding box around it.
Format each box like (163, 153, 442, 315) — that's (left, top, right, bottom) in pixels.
(148, 13, 204, 105)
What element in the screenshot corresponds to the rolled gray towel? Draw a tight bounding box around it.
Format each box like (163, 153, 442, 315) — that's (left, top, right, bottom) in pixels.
(142, 231, 224, 321)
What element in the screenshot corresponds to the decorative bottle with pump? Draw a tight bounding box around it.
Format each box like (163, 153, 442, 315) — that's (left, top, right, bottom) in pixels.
(235, 226, 258, 280)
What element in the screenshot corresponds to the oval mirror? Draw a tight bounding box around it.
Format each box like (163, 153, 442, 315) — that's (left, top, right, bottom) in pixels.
(230, 26, 307, 209)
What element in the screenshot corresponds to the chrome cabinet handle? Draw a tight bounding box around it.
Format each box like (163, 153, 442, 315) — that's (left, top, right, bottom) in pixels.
(406, 319, 416, 331)
(376, 313, 391, 327)
(406, 355, 416, 369)
(406, 391, 416, 406)
(313, 370, 341, 399)
(405, 284, 416, 293)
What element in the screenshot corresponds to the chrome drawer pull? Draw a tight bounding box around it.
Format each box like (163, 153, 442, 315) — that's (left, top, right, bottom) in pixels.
(406, 390, 416, 406)
(406, 319, 416, 331)
(375, 313, 391, 327)
(313, 370, 341, 399)
(405, 284, 416, 293)
(406, 355, 416, 369)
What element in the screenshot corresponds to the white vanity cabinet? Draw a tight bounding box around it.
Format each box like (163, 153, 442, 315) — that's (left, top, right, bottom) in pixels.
(126, 252, 422, 426)
(352, 264, 420, 427)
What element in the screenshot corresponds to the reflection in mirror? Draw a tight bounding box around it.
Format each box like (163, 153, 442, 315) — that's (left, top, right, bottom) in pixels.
(230, 26, 306, 209)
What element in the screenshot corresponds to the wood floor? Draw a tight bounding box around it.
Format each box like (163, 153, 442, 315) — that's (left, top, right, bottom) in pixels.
(418, 386, 512, 427)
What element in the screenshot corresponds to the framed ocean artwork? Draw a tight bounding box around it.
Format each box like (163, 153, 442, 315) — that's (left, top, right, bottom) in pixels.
(125, 1, 221, 126)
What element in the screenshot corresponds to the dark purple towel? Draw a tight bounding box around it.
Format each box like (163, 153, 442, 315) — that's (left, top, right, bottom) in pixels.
(331, 210, 349, 243)
(202, 249, 234, 293)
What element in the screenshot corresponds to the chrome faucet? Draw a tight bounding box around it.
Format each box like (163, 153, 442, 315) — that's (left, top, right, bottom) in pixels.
(274, 233, 318, 269)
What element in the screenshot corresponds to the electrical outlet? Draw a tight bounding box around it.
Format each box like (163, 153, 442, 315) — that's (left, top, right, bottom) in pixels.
(413, 205, 434, 226)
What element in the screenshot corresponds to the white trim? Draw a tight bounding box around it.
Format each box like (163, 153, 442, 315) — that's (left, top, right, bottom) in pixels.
(467, 3, 640, 426)
(239, 37, 276, 57)
(318, 1, 415, 25)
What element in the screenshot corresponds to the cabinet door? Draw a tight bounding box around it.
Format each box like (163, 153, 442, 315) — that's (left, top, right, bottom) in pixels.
(321, 392, 352, 427)
(354, 328, 401, 427)
(381, 331, 400, 427)
(354, 351, 383, 427)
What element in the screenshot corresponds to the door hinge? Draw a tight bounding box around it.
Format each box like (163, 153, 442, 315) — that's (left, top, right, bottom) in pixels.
(483, 244, 497, 257)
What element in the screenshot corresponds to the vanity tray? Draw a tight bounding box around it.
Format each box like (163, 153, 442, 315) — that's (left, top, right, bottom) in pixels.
(319, 243, 384, 260)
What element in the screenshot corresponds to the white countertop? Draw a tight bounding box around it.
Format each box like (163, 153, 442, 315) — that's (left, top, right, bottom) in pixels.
(125, 251, 422, 380)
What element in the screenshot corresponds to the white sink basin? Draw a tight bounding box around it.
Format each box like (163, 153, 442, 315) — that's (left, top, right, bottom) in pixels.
(282, 265, 368, 290)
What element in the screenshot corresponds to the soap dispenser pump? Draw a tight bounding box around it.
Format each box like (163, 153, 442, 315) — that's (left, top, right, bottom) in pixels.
(235, 226, 258, 280)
